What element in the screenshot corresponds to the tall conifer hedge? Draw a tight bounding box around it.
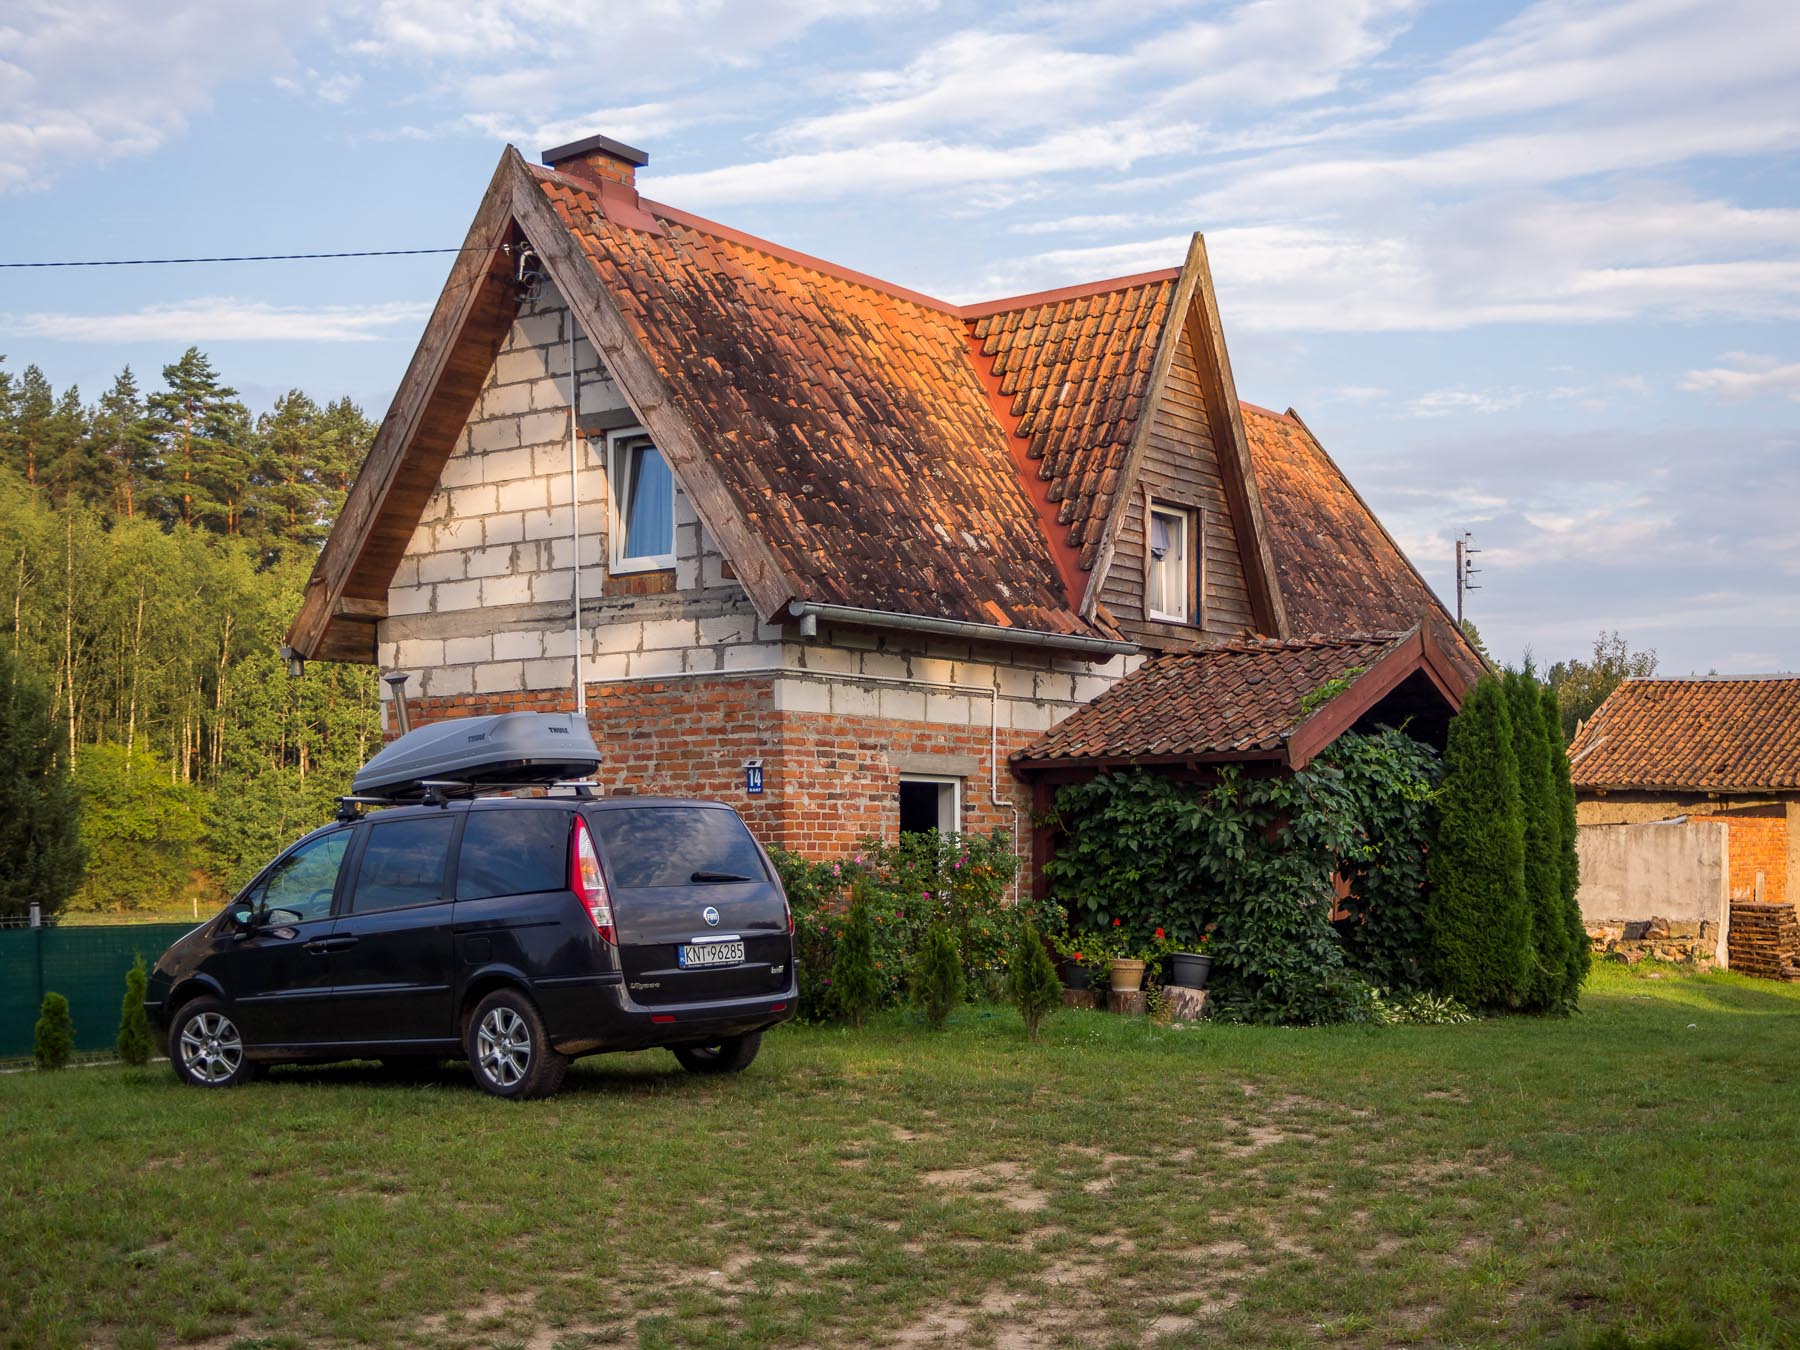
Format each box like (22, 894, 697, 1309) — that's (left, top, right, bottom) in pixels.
(1508, 670, 1569, 1008)
(1543, 683, 1591, 993)
(1426, 676, 1531, 1007)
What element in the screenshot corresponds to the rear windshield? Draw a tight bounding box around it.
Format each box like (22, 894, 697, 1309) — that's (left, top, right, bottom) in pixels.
(589, 807, 768, 888)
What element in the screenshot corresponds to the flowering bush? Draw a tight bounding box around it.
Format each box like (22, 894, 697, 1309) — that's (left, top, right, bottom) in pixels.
(770, 830, 1052, 1020)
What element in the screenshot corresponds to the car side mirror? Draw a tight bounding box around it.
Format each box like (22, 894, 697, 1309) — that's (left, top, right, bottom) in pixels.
(230, 906, 256, 929)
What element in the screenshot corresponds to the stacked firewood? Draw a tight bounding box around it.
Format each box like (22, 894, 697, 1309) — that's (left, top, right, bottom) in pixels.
(1727, 903, 1800, 981)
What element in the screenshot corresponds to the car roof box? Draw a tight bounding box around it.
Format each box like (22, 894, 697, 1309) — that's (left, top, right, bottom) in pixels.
(352, 712, 601, 800)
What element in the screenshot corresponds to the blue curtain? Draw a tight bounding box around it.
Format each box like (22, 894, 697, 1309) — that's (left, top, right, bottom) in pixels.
(623, 442, 674, 560)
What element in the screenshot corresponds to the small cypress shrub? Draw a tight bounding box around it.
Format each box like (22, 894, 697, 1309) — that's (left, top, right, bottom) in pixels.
(1005, 920, 1062, 1040)
(830, 887, 882, 1028)
(117, 956, 153, 1066)
(1543, 683, 1591, 994)
(1426, 676, 1530, 1008)
(910, 922, 965, 1030)
(1508, 670, 1566, 1009)
(34, 991, 74, 1071)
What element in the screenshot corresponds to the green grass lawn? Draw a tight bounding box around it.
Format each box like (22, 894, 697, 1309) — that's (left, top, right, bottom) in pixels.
(3, 964, 1796, 1349)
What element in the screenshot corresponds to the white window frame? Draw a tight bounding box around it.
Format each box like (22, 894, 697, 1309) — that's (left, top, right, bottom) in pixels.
(1146, 503, 1190, 624)
(606, 428, 676, 574)
(898, 774, 962, 836)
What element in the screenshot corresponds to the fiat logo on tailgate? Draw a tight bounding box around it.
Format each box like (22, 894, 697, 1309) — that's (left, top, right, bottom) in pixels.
(702, 906, 721, 927)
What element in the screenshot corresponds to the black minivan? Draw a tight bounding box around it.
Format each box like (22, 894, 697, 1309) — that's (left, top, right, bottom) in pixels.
(146, 796, 798, 1098)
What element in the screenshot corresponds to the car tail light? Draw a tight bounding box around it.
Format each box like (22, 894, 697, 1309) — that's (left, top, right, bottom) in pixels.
(570, 818, 615, 945)
(783, 893, 794, 936)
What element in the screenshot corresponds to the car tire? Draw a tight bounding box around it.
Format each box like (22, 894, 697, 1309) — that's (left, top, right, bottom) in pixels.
(466, 989, 567, 1100)
(671, 1031, 763, 1075)
(169, 997, 253, 1089)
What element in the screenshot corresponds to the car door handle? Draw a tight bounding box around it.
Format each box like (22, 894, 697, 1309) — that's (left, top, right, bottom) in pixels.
(304, 936, 359, 954)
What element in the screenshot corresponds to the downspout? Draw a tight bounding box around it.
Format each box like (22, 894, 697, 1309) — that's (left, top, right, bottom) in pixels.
(567, 314, 586, 717)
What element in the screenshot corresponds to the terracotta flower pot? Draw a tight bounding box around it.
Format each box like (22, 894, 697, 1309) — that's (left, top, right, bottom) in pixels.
(1109, 958, 1147, 993)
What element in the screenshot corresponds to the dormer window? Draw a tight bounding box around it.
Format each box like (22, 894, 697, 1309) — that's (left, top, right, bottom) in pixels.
(608, 430, 675, 572)
(1147, 505, 1190, 623)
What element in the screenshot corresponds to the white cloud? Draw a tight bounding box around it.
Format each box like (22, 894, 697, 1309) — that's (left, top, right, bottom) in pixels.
(1402, 0, 1800, 126)
(654, 119, 1199, 208)
(1408, 388, 1529, 417)
(1681, 354, 1800, 402)
(0, 1, 324, 191)
(3, 298, 432, 343)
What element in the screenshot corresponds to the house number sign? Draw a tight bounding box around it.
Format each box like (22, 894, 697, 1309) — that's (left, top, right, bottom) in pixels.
(745, 763, 764, 795)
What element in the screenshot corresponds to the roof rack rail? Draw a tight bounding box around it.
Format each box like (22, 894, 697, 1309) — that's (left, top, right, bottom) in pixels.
(334, 779, 601, 820)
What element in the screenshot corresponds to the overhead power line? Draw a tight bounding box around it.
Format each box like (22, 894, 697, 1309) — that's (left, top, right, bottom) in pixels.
(0, 246, 494, 269)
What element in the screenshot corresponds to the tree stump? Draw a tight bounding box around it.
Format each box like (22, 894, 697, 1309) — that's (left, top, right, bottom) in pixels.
(1106, 990, 1148, 1017)
(1161, 985, 1209, 1023)
(1061, 988, 1098, 1011)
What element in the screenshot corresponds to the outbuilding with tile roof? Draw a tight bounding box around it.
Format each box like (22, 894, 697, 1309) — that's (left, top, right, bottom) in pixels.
(1570, 675, 1800, 905)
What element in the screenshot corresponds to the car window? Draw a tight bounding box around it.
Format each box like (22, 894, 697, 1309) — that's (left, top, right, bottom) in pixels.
(349, 816, 456, 914)
(258, 831, 352, 921)
(588, 807, 768, 888)
(457, 809, 570, 901)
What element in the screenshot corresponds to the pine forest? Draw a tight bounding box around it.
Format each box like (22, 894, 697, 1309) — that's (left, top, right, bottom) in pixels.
(0, 349, 380, 916)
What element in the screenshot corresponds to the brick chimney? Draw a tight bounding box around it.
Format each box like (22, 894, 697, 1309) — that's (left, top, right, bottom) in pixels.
(541, 133, 649, 189)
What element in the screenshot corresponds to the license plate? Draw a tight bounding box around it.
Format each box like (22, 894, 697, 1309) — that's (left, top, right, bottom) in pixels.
(678, 941, 745, 968)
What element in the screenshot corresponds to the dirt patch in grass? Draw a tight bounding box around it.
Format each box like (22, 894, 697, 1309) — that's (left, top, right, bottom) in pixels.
(922, 1161, 1049, 1213)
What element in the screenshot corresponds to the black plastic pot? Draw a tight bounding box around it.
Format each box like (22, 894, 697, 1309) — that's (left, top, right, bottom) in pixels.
(1168, 952, 1212, 989)
(1064, 962, 1092, 991)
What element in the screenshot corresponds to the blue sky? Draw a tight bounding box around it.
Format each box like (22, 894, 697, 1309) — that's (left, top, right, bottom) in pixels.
(2, 0, 1796, 674)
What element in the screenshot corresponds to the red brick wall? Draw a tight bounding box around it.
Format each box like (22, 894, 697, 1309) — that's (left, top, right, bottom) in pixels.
(1690, 808, 1788, 903)
(403, 679, 1042, 873)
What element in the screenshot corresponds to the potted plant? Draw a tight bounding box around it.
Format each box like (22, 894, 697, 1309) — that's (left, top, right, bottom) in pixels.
(1168, 933, 1213, 989)
(1048, 930, 1095, 989)
(1105, 921, 1153, 993)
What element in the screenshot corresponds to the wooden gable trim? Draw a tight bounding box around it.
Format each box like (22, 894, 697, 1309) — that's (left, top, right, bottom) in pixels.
(286, 156, 521, 662)
(507, 154, 796, 623)
(1283, 626, 1471, 770)
(1185, 238, 1287, 639)
(1079, 234, 1204, 619)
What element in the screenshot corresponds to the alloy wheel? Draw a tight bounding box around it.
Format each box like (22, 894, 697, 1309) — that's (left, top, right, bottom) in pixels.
(178, 1011, 244, 1085)
(476, 1006, 531, 1087)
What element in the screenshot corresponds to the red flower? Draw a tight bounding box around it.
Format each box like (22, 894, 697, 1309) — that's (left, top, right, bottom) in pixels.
(1154, 928, 1165, 940)
(1112, 917, 1121, 927)
(1073, 951, 1084, 961)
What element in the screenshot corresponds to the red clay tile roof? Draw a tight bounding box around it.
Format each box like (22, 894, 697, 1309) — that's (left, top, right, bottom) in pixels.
(1012, 634, 1405, 763)
(1242, 406, 1439, 638)
(966, 277, 1177, 570)
(536, 165, 1109, 638)
(1569, 676, 1800, 791)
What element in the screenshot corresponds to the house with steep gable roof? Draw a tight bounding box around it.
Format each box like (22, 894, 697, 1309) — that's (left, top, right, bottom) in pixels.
(286, 133, 1479, 872)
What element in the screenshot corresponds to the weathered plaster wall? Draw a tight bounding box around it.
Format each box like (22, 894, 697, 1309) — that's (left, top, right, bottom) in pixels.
(1576, 818, 1729, 964)
(1577, 792, 1792, 904)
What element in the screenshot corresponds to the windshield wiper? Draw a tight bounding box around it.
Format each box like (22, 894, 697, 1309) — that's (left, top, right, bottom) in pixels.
(690, 870, 756, 883)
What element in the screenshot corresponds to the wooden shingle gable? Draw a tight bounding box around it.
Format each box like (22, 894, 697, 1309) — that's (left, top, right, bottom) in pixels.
(1080, 234, 1288, 641)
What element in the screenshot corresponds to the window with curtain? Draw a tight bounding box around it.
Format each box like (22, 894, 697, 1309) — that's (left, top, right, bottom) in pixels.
(609, 433, 675, 569)
(1147, 506, 1189, 622)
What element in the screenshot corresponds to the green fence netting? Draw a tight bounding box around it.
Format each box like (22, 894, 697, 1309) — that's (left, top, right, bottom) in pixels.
(0, 922, 197, 1058)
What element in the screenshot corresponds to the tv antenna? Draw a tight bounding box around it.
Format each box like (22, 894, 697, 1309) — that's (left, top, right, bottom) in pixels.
(1455, 531, 1482, 627)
